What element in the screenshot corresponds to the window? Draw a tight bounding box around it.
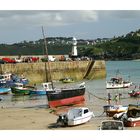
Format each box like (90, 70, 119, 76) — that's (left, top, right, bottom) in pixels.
(84, 109, 89, 114)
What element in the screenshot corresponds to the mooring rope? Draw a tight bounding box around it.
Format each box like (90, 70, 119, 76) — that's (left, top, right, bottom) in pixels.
(87, 90, 130, 101)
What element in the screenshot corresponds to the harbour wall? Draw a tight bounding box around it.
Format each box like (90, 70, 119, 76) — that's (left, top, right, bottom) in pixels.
(0, 60, 106, 84)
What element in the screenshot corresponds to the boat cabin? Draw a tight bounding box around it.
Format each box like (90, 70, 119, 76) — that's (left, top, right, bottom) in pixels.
(0, 73, 11, 81)
(13, 83, 24, 89)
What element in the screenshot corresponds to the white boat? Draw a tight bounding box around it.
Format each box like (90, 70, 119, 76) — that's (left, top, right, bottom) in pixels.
(56, 107, 94, 126)
(103, 105, 128, 117)
(99, 120, 125, 130)
(106, 77, 132, 89)
(113, 104, 140, 127)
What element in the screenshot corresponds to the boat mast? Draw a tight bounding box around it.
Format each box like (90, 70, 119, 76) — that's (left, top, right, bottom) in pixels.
(41, 26, 54, 89)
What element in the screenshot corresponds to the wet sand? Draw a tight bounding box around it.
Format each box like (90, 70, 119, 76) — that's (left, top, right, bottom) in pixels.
(0, 93, 140, 130)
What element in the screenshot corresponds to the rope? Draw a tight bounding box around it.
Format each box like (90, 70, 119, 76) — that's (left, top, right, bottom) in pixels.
(87, 90, 130, 101)
(87, 91, 106, 101)
(94, 111, 106, 117)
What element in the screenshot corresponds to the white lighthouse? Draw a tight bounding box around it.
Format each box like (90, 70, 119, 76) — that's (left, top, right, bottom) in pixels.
(71, 37, 78, 57)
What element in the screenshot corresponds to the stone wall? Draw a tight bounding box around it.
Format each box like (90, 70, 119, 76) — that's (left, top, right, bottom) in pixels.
(0, 60, 106, 84)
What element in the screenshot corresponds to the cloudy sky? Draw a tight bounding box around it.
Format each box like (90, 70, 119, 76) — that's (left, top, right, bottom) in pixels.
(0, 10, 140, 44)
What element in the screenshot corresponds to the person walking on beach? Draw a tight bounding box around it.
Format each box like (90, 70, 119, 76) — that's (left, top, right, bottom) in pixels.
(107, 93, 111, 105)
(114, 94, 119, 105)
(118, 93, 122, 104)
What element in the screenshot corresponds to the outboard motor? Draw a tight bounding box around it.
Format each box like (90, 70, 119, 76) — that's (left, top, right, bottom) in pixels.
(57, 114, 68, 126)
(113, 112, 127, 122)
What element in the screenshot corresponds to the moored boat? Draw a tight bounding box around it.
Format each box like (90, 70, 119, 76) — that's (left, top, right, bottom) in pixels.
(103, 104, 128, 117)
(0, 87, 11, 95)
(106, 77, 132, 89)
(61, 77, 74, 83)
(11, 83, 34, 96)
(29, 82, 54, 95)
(128, 89, 140, 97)
(113, 104, 140, 127)
(47, 82, 86, 108)
(0, 72, 29, 87)
(56, 107, 94, 126)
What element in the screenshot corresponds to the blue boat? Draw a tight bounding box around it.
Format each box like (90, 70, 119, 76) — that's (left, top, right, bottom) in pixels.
(0, 87, 11, 95)
(0, 73, 29, 87)
(29, 82, 53, 95)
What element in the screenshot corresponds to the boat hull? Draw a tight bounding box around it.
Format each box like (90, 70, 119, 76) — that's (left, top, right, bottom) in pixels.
(103, 105, 128, 117)
(29, 90, 47, 95)
(0, 88, 11, 95)
(68, 113, 93, 126)
(47, 86, 85, 108)
(125, 119, 140, 127)
(48, 95, 85, 108)
(11, 87, 30, 95)
(106, 83, 131, 89)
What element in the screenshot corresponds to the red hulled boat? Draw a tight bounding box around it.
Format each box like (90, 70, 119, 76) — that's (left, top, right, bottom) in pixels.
(47, 82, 85, 108)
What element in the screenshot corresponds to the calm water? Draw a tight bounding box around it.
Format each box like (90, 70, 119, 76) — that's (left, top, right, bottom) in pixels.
(1, 60, 140, 108)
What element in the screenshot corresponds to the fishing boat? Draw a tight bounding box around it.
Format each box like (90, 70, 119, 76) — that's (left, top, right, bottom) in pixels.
(29, 82, 54, 95)
(0, 72, 29, 87)
(47, 82, 85, 108)
(0, 87, 11, 95)
(11, 83, 34, 96)
(113, 104, 140, 127)
(99, 120, 124, 130)
(56, 107, 94, 126)
(106, 77, 132, 89)
(41, 27, 86, 108)
(128, 89, 140, 97)
(103, 104, 128, 117)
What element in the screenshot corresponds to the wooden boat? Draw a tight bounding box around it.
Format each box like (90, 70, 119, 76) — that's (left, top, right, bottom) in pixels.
(11, 83, 34, 96)
(99, 120, 124, 130)
(103, 105, 128, 117)
(47, 82, 85, 108)
(0, 87, 11, 95)
(56, 107, 94, 126)
(114, 104, 140, 127)
(106, 77, 132, 89)
(128, 89, 140, 97)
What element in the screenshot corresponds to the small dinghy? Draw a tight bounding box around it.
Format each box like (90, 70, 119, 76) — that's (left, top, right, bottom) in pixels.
(99, 120, 124, 130)
(56, 107, 94, 126)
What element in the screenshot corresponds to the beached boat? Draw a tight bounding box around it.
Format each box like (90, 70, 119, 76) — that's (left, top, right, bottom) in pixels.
(47, 82, 86, 108)
(41, 27, 86, 108)
(103, 105, 128, 117)
(128, 89, 140, 97)
(56, 107, 94, 126)
(106, 77, 132, 89)
(11, 83, 34, 96)
(99, 120, 124, 130)
(29, 82, 54, 95)
(113, 104, 140, 127)
(0, 87, 11, 95)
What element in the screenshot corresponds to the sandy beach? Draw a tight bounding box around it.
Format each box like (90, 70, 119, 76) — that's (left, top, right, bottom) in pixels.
(0, 92, 140, 130)
(0, 86, 140, 130)
(0, 107, 106, 130)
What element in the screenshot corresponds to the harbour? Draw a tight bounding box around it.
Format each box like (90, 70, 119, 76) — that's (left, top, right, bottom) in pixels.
(0, 60, 140, 129)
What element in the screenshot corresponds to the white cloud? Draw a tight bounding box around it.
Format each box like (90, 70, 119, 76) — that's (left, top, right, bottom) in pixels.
(0, 10, 98, 28)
